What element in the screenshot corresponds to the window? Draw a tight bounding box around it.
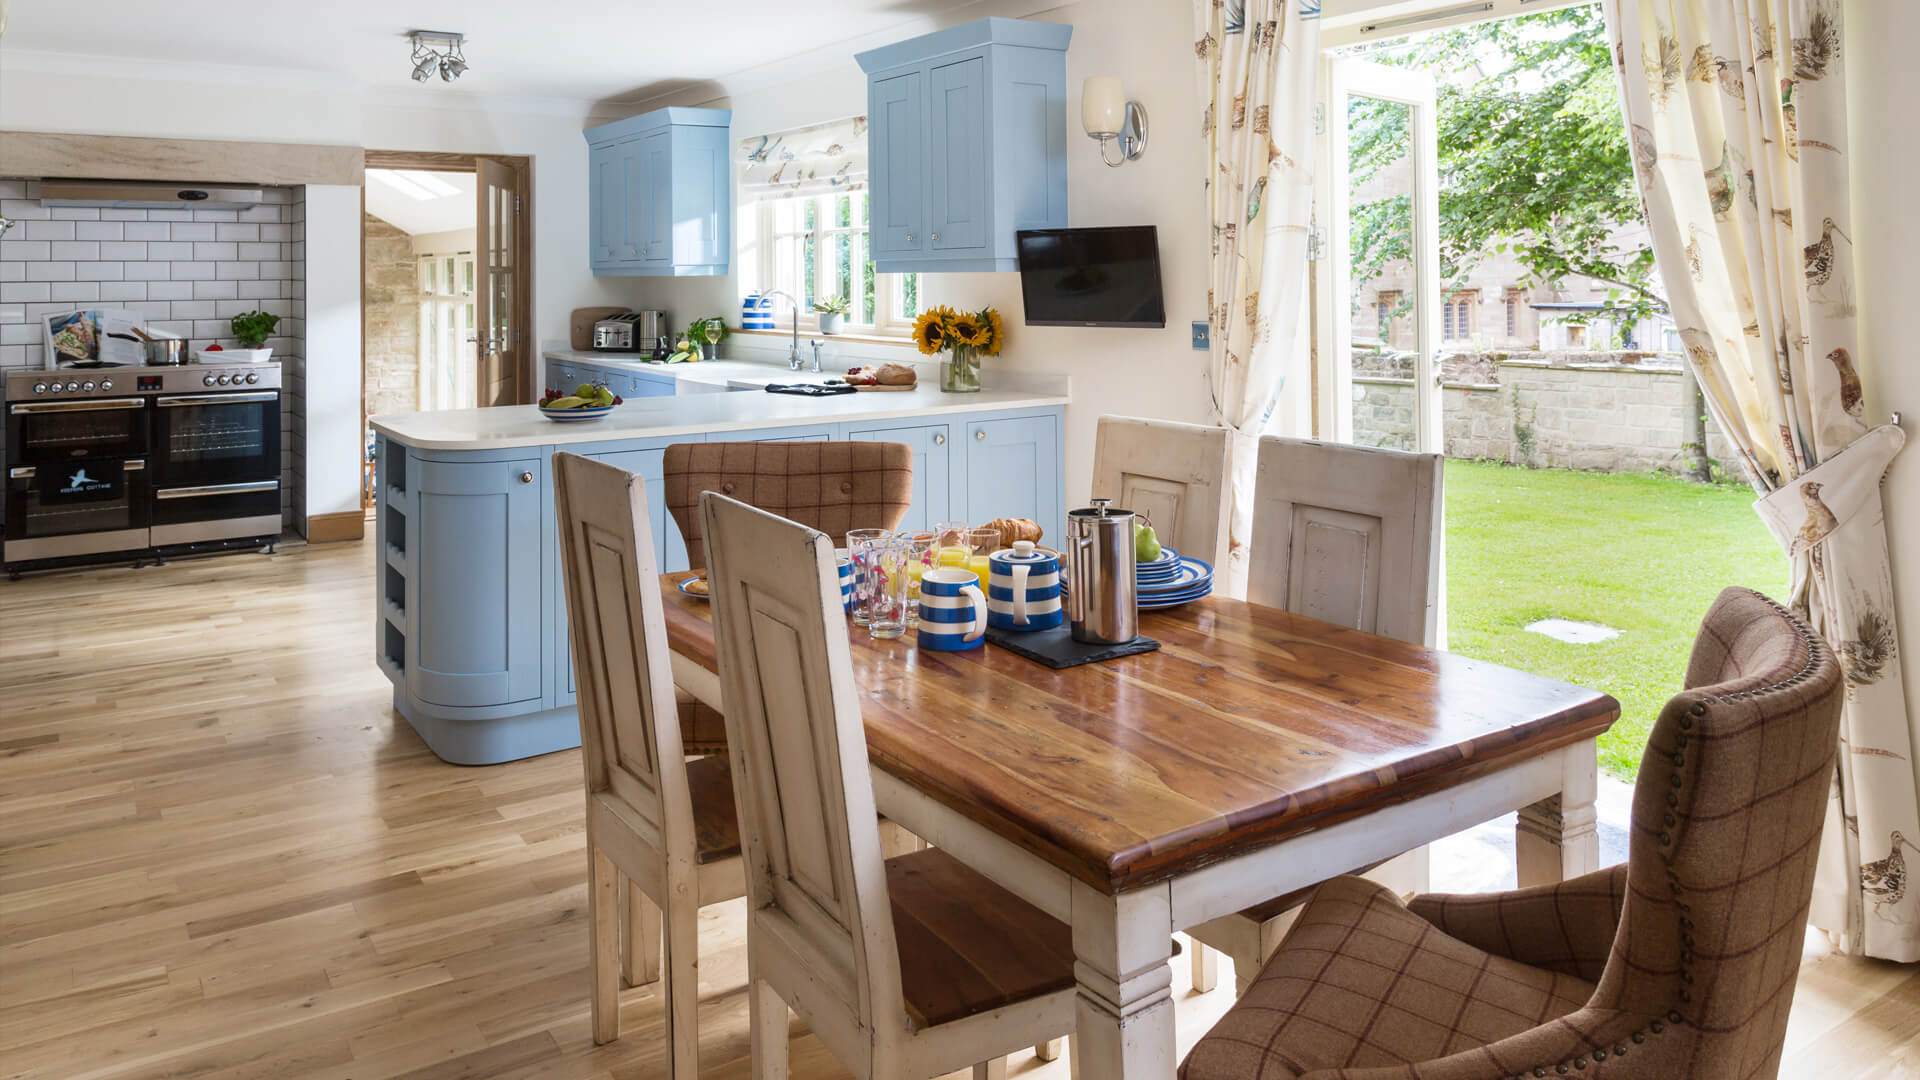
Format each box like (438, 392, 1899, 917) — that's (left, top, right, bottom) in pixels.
(1566, 323, 1588, 347)
(418, 251, 476, 410)
(750, 191, 922, 336)
(1442, 291, 1477, 342)
(1374, 289, 1402, 345)
(1504, 289, 1524, 340)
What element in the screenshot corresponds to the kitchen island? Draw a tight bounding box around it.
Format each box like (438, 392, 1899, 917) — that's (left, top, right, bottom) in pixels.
(371, 357, 1068, 765)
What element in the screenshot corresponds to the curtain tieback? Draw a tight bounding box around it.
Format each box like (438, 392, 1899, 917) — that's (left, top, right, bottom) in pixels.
(1754, 424, 1907, 609)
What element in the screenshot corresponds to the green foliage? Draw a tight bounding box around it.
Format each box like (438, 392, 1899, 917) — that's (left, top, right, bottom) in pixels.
(813, 296, 850, 315)
(230, 310, 279, 348)
(686, 317, 729, 346)
(1349, 6, 1665, 328)
(1444, 461, 1788, 779)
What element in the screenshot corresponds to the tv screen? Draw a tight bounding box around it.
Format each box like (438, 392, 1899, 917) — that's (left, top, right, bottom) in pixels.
(1015, 226, 1166, 328)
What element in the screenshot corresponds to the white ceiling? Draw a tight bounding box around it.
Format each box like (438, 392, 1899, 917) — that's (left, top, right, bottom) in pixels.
(366, 169, 476, 235)
(2, 0, 980, 107)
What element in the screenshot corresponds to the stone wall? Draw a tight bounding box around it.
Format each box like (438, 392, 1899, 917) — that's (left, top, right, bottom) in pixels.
(1352, 350, 1741, 478)
(363, 214, 418, 417)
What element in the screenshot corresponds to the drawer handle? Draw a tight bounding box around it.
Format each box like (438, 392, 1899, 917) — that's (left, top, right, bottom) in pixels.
(975, 429, 987, 441)
(518, 471, 534, 484)
(933, 433, 945, 445)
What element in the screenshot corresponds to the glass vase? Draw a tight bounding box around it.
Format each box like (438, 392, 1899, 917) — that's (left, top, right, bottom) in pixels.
(941, 344, 981, 393)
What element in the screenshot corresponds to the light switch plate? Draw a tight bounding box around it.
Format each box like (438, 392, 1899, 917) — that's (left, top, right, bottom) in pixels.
(1191, 321, 1210, 350)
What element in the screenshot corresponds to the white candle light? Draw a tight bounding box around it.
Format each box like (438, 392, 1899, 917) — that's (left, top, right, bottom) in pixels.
(1082, 77, 1127, 138)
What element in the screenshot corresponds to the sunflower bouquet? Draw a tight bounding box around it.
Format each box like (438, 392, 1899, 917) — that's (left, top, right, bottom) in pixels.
(911, 305, 1004, 393)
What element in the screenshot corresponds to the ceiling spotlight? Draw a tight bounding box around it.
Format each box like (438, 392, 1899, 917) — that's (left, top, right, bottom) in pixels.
(407, 31, 468, 85)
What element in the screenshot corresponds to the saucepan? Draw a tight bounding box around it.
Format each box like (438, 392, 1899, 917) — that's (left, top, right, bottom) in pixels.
(108, 332, 190, 366)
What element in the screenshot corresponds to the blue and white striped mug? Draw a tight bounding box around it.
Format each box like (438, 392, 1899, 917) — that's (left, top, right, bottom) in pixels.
(987, 540, 1063, 631)
(836, 550, 854, 613)
(916, 567, 986, 651)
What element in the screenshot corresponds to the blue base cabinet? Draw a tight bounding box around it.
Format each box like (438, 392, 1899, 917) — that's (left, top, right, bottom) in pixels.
(857, 18, 1072, 274)
(374, 405, 1063, 765)
(586, 107, 731, 277)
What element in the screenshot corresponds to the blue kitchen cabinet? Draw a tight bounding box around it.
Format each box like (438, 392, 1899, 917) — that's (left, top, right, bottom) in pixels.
(962, 413, 1062, 540)
(407, 455, 544, 710)
(630, 372, 677, 398)
(848, 421, 950, 534)
(856, 18, 1071, 274)
(585, 107, 731, 277)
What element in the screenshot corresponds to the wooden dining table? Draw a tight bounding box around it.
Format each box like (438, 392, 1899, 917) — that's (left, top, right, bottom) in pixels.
(659, 574, 1618, 1079)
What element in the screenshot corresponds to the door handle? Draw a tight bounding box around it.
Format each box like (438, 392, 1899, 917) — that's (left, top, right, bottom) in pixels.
(9, 397, 146, 414)
(975, 429, 987, 441)
(156, 479, 279, 500)
(931, 232, 940, 242)
(518, 471, 534, 484)
(933, 433, 946, 445)
(157, 392, 278, 406)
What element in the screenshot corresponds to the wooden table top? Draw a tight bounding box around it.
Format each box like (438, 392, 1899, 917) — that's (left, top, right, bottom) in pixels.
(660, 575, 1618, 895)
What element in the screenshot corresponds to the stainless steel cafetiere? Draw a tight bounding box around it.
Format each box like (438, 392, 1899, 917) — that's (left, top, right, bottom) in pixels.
(1064, 498, 1138, 645)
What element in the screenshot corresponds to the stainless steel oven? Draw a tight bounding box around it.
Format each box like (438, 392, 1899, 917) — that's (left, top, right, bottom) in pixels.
(5, 391, 152, 565)
(147, 370, 281, 548)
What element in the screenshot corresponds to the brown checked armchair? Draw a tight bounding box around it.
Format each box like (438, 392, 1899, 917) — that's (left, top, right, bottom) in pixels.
(664, 440, 914, 571)
(1181, 587, 1845, 1080)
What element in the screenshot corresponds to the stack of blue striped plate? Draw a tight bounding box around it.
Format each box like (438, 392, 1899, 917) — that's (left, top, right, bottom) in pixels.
(1062, 546, 1216, 611)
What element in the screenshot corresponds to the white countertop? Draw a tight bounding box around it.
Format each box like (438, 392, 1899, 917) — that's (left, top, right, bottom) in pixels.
(372, 354, 1069, 451)
(542, 350, 834, 391)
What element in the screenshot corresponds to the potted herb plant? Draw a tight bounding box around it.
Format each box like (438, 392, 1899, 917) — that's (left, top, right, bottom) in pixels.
(215, 310, 280, 363)
(813, 296, 850, 335)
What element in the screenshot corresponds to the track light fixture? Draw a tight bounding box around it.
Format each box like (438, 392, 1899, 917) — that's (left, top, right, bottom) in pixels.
(408, 31, 468, 85)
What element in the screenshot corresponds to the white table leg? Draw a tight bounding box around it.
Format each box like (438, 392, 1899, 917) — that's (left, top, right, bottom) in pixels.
(1070, 879, 1177, 1079)
(1516, 738, 1599, 887)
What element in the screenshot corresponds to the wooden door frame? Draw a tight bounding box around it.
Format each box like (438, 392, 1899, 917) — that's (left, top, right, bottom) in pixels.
(359, 150, 535, 510)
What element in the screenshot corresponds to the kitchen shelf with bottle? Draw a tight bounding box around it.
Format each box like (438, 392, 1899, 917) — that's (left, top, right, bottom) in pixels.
(370, 363, 1067, 765)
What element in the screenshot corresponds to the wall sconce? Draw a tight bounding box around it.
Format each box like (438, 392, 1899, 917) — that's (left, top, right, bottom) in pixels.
(1082, 77, 1147, 167)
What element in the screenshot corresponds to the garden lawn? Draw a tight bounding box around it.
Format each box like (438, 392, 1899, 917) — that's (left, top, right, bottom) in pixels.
(1444, 460, 1790, 780)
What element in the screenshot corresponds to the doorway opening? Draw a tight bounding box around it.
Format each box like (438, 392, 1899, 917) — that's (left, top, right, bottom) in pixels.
(360, 152, 531, 513)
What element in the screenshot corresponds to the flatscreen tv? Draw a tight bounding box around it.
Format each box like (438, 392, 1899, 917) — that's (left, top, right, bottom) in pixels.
(1015, 226, 1166, 328)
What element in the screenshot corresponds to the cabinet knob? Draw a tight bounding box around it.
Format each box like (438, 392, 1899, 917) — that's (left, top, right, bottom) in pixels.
(518, 471, 534, 484)
(931, 233, 940, 241)
(974, 429, 987, 441)
(906, 233, 915, 243)
(933, 433, 946, 445)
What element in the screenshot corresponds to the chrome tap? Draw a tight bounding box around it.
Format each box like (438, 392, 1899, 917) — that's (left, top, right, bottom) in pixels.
(809, 340, 824, 373)
(763, 289, 803, 370)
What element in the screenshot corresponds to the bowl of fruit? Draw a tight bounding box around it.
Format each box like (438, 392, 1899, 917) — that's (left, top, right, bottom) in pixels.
(539, 383, 623, 421)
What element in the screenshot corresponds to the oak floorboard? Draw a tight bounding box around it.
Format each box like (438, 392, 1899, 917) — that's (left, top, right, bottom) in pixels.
(0, 542, 1910, 1079)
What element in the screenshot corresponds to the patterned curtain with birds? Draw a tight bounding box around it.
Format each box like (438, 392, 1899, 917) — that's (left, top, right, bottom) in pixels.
(1192, 0, 1319, 592)
(1606, 0, 1916, 961)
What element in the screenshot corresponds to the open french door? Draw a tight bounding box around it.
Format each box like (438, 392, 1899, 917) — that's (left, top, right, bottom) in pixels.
(475, 157, 528, 407)
(1315, 57, 1441, 452)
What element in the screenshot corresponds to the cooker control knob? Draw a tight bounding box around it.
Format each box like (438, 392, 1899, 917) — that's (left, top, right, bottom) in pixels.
(82, 380, 96, 391)
(244, 372, 259, 384)
(65, 381, 79, 392)
(46, 383, 60, 394)
(100, 379, 113, 391)
(220, 374, 234, 385)
(32, 383, 46, 394)
(204, 374, 217, 386)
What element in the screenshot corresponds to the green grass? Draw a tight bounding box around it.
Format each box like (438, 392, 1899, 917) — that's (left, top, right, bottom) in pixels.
(1443, 460, 1789, 780)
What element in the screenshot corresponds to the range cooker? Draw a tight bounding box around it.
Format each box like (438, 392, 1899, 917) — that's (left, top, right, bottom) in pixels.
(4, 363, 282, 575)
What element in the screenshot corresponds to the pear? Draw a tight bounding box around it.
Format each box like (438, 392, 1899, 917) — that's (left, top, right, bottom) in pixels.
(1134, 520, 1162, 563)
(545, 395, 588, 410)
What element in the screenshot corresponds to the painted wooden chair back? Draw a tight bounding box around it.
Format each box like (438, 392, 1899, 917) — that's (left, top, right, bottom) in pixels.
(553, 451, 692, 858)
(1248, 436, 1443, 646)
(699, 491, 905, 1071)
(1091, 415, 1231, 567)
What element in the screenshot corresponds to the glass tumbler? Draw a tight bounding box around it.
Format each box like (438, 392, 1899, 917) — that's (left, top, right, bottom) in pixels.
(904, 532, 937, 628)
(845, 528, 891, 626)
(932, 520, 971, 569)
(865, 538, 914, 640)
(963, 527, 1000, 591)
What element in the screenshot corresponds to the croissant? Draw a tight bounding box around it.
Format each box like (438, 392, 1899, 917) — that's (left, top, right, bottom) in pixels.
(984, 516, 1043, 549)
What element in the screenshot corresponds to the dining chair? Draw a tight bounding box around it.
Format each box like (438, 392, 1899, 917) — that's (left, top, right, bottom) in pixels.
(1091, 415, 1232, 567)
(664, 440, 914, 571)
(699, 490, 1078, 1080)
(1181, 586, 1844, 1080)
(552, 451, 748, 1073)
(1185, 435, 1443, 995)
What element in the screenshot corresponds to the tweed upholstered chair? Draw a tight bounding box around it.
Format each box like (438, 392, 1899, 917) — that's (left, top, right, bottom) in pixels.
(1181, 586, 1845, 1080)
(663, 441, 914, 571)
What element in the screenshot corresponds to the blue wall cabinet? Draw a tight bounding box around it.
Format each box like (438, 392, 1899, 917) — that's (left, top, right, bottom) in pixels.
(408, 456, 544, 709)
(585, 107, 731, 277)
(849, 422, 950, 534)
(962, 414, 1060, 537)
(856, 18, 1071, 274)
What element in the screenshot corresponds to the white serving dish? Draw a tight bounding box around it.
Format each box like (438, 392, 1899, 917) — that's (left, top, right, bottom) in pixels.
(195, 347, 273, 364)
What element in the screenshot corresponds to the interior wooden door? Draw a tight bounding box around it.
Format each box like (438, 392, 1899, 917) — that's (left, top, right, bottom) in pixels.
(476, 157, 527, 407)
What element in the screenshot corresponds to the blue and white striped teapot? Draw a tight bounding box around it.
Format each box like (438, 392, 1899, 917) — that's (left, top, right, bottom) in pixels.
(987, 540, 1064, 631)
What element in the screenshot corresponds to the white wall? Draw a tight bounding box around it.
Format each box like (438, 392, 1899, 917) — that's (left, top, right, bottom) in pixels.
(409, 228, 478, 256)
(627, 0, 1215, 509)
(1845, 0, 1920, 796)
(303, 185, 362, 522)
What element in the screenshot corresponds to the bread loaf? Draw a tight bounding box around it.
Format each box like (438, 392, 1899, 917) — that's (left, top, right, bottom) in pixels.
(874, 362, 917, 386)
(984, 517, 1043, 549)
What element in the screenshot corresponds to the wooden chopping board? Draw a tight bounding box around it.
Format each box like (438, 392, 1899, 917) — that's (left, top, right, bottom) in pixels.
(849, 382, 917, 392)
(569, 307, 630, 351)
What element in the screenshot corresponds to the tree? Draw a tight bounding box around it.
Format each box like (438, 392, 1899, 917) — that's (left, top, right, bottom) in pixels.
(1348, 6, 1664, 339)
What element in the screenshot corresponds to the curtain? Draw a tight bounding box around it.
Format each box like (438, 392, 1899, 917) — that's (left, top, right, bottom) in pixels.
(1607, 0, 1917, 961)
(1192, 0, 1320, 592)
(736, 116, 867, 200)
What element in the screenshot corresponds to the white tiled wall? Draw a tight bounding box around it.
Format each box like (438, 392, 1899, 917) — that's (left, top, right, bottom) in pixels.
(1, 178, 308, 528)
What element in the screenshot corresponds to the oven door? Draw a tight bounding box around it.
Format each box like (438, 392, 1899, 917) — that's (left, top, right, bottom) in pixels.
(6, 397, 149, 467)
(149, 478, 281, 545)
(149, 390, 281, 489)
(4, 457, 150, 563)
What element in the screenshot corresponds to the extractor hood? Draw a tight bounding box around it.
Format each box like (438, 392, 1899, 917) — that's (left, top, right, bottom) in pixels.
(39, 180, 264, 211)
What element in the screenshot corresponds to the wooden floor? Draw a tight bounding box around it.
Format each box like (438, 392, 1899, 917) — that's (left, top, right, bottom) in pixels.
(1, 541, 1914, 1080)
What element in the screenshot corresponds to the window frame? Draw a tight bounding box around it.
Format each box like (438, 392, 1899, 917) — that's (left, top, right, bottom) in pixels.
(1442, 290, 1478, 343)
(749, 190, 922, 338)
(417, 250, 477, 410)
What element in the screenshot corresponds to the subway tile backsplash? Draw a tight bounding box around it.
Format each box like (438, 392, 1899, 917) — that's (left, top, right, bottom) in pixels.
(0, 179, 303, 373)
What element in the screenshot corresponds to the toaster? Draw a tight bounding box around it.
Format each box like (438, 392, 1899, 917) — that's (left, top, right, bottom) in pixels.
(593, 311, 668, 352)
